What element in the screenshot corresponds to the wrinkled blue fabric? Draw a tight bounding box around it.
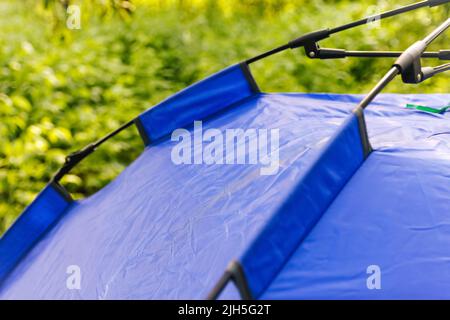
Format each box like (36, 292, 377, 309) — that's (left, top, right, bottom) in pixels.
(240, 114, 365, 298)
(261, 148, 450, 299)
(0, 184, 70, 284)
(0, 93, 354, 299)
(0, 90, 449, 299)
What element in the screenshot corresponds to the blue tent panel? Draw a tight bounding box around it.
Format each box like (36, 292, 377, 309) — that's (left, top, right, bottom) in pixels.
(136, 63, 258, 144)
(240, 113, 366, 298)
(261, 148, 450, 299)
(0, 183, 71, 284)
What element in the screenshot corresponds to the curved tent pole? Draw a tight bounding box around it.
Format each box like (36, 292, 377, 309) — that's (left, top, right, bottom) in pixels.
(246, 0, 449, 64)
(305, 49, 449, 60)
(51, 0, 450, 188)
(356, 17, 450, 112)
(51, 119, 134, 183)
(422, 62, 450, 80)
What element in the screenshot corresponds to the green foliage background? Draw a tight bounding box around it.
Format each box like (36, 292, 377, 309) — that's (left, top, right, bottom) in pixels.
(0, 0, 448, 233)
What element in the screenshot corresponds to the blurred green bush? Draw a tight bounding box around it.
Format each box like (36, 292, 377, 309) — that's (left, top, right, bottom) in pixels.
(0, 0, 448, 233)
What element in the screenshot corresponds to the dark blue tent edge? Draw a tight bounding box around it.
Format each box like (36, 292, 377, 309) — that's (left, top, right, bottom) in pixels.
(0, 182, 72, 285)
(135, 62, 260, 145)
(211, 110, 372, 299)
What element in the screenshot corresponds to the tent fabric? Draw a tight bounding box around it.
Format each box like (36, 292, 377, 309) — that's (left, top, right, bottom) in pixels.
(240, 113, 366, 298)
(0, 183, 71, 284)
(0, 93, 357, 299)
(0, 62, 449, 299)
(135, 63, 259, 144)
(261, 148, 450, 299)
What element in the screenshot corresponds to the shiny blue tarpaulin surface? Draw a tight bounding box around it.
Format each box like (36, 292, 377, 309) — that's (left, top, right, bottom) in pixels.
(0, 63, 449, 299)
(239, 113, 366, 298)
(0, 184, 71, 284)
(261, 148, 450, 299)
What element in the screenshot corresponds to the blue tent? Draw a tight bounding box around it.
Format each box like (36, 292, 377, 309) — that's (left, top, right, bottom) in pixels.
(1, 0, 450, 300)
(0, 62, 449, 299)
